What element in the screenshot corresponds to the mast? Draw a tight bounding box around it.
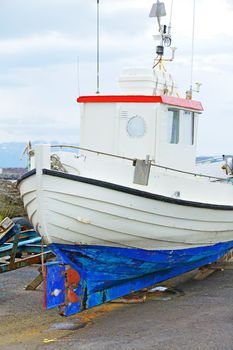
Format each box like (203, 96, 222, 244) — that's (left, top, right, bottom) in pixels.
(149, 1, 175, 69)
(190, 0, 196, 92)
(186, 0, 201, 100)
(96, 0, 100, 94)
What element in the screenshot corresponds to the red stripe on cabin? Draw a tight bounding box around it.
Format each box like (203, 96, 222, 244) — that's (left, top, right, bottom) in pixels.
(77, 95, 203, 111)
(77, 95, 162, 103)
(161, 96, 203, 111)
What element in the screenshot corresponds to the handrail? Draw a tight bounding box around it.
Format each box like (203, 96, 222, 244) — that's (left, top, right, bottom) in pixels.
(51, 144, 228, 181)
(51, 144, 133, 161)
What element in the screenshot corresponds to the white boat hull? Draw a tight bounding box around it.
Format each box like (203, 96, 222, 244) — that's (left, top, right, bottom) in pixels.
(19, 169, 233, 250)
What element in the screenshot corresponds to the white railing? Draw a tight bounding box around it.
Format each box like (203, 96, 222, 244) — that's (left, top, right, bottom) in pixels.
(50, 144, 228, 182)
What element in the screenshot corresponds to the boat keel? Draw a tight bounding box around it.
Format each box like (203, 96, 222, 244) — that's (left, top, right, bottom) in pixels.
(43, 240, 233, 316)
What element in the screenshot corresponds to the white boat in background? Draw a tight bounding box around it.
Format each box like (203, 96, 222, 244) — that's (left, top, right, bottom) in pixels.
(18, 1, 233, 315)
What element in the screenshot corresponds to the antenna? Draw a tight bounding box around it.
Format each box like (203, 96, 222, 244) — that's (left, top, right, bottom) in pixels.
(186, 0, 201, 99)
(77, 56, 80, 96)
(168, 0, 174, 35)
(190, 0, 196, 93)
(96, 0, 100, 94)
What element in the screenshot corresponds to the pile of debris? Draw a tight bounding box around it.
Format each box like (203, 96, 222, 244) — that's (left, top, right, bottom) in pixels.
(0, 168, 27, 180)
(0, 180, 26, 218)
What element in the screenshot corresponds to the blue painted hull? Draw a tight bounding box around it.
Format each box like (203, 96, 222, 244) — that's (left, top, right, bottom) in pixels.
(44, 241, 233, 315)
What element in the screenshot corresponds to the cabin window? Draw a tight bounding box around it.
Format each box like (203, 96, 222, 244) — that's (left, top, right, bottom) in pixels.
(167, 109, 179, 144)
(183, 111, 195, 145)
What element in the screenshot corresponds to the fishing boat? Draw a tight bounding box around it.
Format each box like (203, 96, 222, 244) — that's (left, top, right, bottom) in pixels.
(18, 1, 233, 316)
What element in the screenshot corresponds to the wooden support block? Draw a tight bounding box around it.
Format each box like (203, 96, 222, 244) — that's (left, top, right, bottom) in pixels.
(193, 251, 233, 281)
(209, 262, 233, 270)
(193, 266, 217, 281)
(25, 269, 43, 291)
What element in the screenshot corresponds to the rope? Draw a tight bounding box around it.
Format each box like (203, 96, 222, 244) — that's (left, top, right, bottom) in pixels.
(41, 237, 46, 289)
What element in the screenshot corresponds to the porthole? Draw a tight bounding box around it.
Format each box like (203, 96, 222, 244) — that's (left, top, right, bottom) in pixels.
(127, 116, 146, 138)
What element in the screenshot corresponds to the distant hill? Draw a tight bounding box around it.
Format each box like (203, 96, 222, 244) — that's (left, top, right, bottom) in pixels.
(0, 142, 27, 168)
(0, 142, 221, 169)
(0, 142, 78, 168)
(196, 156, 223, 164)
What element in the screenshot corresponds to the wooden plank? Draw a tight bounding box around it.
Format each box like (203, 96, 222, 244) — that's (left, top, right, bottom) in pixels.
(193, 266, 217, 281)
(25, 271, 43, 291)
(0, 251, 54, 273)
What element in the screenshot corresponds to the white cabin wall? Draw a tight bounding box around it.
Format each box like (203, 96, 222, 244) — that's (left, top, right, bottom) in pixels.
(116, 103, 157, 159)
(80, 101, 200, 173)
(80, 102, 158, 160)
(80, 103, 117, 153)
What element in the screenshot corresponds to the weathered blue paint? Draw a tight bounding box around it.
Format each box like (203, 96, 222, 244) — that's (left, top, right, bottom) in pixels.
(0, 224, 20, 246)
(44, 262, 66, 309)
(0, 237, 42, 257)
(0, 224, 51, 273)
(45, 241, 233, 316)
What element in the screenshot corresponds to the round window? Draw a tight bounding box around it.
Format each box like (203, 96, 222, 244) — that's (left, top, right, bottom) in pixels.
(127, 116, 146, 137)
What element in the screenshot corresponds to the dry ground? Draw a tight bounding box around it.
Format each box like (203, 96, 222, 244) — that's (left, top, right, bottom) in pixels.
(1, 266, 233, 350)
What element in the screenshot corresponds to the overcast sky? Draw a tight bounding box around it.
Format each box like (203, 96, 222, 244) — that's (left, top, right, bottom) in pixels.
(0, 0, 232, 155)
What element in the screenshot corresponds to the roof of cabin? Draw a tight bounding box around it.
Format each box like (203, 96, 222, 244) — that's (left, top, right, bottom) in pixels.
(77, 95, 203, 112)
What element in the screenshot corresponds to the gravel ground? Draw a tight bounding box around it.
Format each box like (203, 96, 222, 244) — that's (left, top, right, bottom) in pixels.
(1, 266, 233, 350)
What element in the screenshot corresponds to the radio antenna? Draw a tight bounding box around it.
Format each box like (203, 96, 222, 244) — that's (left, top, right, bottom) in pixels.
(77, 56, 80, 96)
(96, 0, 100, 94)
(168, 0, 174, 35)
(190, 0, 196, 93)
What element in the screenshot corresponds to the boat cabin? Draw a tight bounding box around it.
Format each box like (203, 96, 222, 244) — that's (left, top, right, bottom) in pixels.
(77, 68, 203, 173)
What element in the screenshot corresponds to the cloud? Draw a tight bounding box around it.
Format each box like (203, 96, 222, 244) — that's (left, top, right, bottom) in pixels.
(0, 0, 232, 157)
(0, 0, 151, 40)
(0, 0, 231, 72)
(0, 0, 94, 39)
(0, 1, 154, 72)
(0, 32, 93, 70)
(226, 0, 233, 9)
